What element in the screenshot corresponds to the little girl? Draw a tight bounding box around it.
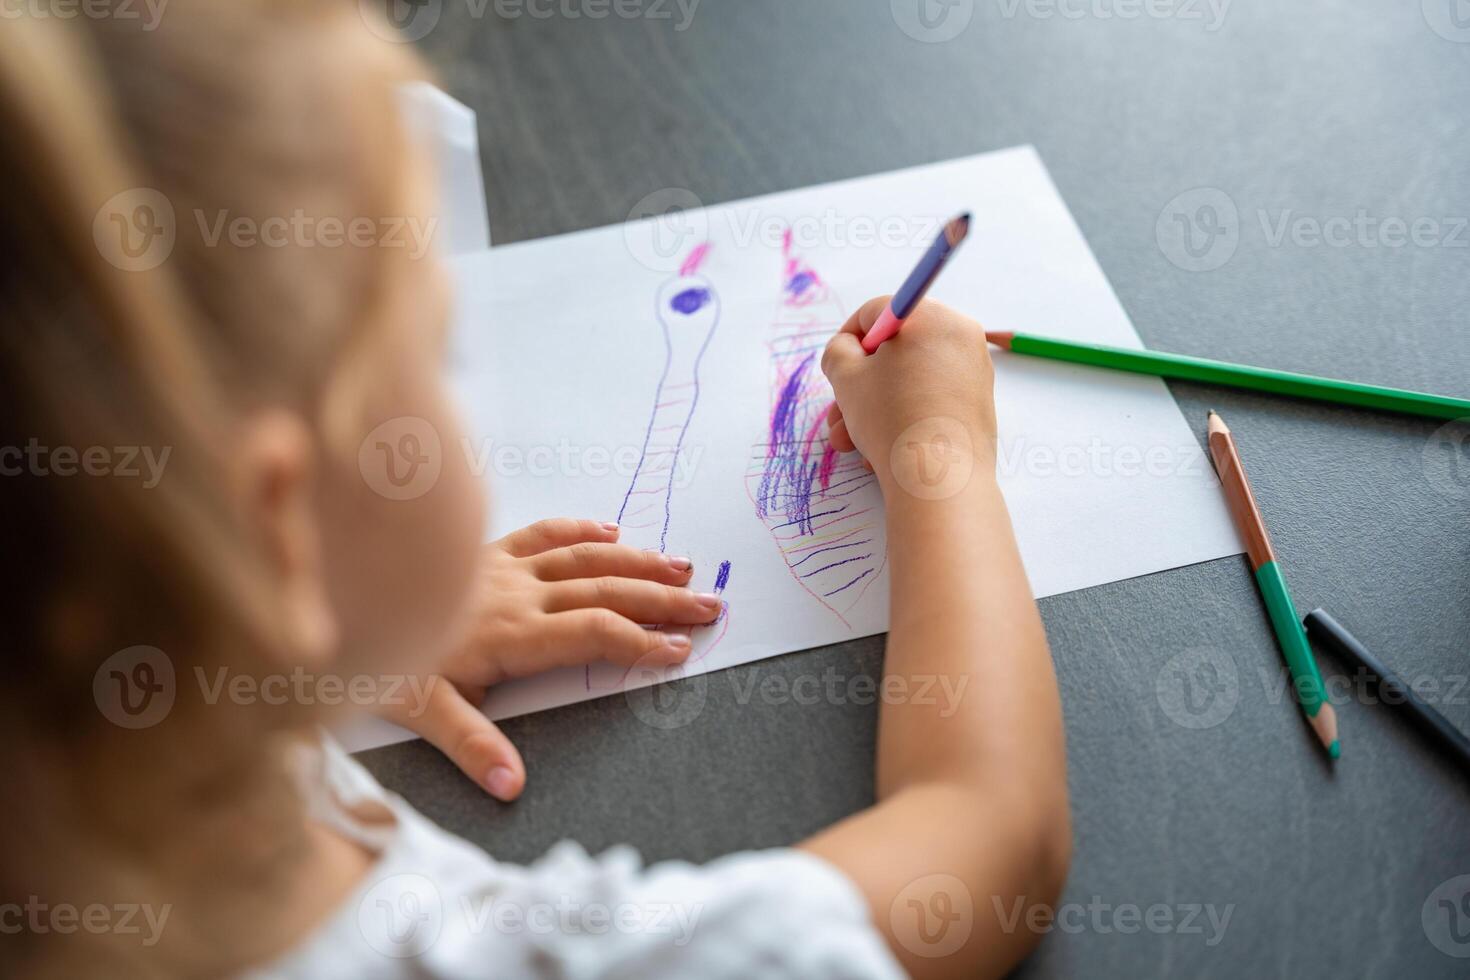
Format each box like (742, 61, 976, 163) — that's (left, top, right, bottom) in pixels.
(0, 2, 1070, 977)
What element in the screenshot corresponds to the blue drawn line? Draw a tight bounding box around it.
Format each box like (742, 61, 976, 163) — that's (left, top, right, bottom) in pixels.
(658, 303, 720, 553)
(801, 553, 875, 580)
(822, 568, 875, 598)
(790, 539, 873, 569)
(617, 315, 674, 527)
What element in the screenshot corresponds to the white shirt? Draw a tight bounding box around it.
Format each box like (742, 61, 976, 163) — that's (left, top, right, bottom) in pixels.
(243, 735, 906, 979)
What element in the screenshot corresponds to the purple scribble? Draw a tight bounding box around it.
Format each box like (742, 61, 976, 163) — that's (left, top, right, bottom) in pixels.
(714, 560, 732, 593)
(671, 287, 712, 315)
(745, 231, 888, 624)
(786, 270, 818, 298)
(755, 352, 822, 535)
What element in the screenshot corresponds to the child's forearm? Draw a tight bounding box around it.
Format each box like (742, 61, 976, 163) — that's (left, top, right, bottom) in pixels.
(876, 468, 1064, 801)
(802, 461, 1071, 979)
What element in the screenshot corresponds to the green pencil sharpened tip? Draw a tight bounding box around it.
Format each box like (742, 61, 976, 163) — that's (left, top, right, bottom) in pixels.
(1328, 741, 1341, 760)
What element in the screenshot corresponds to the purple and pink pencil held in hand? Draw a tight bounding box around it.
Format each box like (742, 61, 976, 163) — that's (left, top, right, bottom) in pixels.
(859, 213, 971, 354)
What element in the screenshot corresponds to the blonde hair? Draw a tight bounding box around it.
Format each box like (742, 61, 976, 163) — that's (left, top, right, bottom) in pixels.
(0, 2, 429, 974)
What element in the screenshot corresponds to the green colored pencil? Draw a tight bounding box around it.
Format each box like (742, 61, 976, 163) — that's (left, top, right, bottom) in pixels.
(1208, 412, 1340, 759)
(986, 332, 1470, 420)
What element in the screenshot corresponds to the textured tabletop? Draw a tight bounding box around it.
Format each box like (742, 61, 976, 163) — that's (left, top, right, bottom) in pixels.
(356, 2, 1470, 975)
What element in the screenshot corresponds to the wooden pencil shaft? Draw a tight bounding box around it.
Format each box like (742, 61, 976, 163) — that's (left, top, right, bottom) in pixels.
(999, 333, 1470, 421)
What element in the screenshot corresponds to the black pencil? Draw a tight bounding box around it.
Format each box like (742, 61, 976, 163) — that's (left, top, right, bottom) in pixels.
(1304, 609, 1470, 772)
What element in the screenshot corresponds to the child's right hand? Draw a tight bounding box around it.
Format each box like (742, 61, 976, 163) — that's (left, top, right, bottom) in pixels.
(822, 297, 998, 492)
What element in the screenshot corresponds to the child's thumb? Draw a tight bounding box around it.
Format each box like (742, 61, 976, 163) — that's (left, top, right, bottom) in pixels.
(823, 295, 890, 380)
(394, 679, 526, 802)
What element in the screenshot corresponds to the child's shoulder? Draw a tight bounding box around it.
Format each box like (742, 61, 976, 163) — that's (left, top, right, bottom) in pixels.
(244, 734, 904, 980)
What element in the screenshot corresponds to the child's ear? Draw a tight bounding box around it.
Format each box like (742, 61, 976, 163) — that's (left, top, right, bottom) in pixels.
(238, 410, 339, 667)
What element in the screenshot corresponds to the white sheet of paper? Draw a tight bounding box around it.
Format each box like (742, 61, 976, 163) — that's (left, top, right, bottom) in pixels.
(341, 146, 1241, 752)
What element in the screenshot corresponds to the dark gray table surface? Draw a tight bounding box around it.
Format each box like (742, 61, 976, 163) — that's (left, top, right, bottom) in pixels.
(356, 1, 1470, 975)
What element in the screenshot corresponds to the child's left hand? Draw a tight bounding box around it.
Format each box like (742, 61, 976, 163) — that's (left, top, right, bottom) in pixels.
(376, 519, 720, 801)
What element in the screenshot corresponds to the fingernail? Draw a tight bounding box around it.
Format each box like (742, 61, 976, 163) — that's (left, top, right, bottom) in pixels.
(696, 593, 722, 609)
(601, 522, 619, 533)
(667, 556, 694, 572)
(663, 634, 692, 652)
(486, 766, 518, 801)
